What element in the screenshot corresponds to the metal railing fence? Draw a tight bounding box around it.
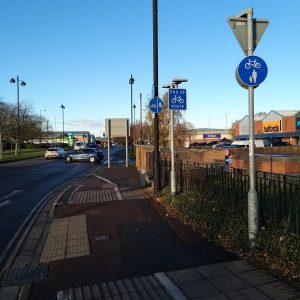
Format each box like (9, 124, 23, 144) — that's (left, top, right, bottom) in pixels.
(158, 158, 300, 235)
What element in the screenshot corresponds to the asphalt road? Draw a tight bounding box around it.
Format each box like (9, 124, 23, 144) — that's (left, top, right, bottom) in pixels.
(0, 147, 126, 263)
(0, 157, 94, 259)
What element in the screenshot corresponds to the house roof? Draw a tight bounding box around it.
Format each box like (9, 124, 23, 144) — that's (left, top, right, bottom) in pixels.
(274, 110, 299, 117)
(187, 128, 228, 134)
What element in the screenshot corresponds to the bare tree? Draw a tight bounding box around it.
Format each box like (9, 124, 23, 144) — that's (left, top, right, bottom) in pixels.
(144, 92, 194, 148)
(0, 100, 41, 157)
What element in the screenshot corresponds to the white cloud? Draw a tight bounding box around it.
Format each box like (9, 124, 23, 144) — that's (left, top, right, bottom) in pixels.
(66, 119, 105, 137)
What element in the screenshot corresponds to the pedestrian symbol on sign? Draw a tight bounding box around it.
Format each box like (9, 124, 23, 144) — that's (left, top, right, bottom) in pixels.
(237, 55, 267, 87)
(149, 98, 164, 113)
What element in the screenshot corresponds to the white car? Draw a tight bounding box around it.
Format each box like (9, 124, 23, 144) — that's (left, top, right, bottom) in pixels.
(45, 147, 66, 159)
(74, 142, 88, 150)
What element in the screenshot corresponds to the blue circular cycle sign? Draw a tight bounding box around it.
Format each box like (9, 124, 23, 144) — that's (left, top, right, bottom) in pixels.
(237, 55, 268, 87)
(149, 97, 164, 113)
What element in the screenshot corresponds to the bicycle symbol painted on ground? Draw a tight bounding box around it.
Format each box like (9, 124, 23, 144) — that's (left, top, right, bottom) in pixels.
(245, 59, 261, 69)
(171, 95, 184, 104)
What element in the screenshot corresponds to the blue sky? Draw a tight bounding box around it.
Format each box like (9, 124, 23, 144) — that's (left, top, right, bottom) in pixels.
(1, 0, 300, 137)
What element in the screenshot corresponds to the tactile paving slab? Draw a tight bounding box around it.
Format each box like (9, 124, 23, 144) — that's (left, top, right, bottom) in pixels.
(68, 188, 120, 204)
(1, 265, 48, 287)
(40, 215, 90, 263)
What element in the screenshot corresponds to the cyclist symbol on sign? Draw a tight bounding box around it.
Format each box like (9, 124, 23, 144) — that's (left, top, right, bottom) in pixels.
(245, 59, 261, 69)
(171, 95, 184, 104)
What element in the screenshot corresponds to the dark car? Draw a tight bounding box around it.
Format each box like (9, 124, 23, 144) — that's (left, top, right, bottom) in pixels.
(189, 142, 207, 149)
(214, 142, 232, 149)
(271, 141, 293, 147)
(206, 141, 219, 147)
(66, 148, 104, 163)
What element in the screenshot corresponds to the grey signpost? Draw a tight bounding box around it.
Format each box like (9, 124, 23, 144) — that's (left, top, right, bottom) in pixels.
(228, 8, 269, 240)
(105, 118, 129, 168)
(163, 79, 187, 194)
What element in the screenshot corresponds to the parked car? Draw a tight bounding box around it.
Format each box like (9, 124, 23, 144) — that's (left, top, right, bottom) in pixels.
(206, 141, 219, 147)
(271, 141, 293, 147)
(74, 141, 88, 150)
(45, 147, 66, 159)
(214, 142, 232, 149)
(66, 148, 104, 163)
(227, 140, 267, 148)
(189, 142, 207, 149)
(87, 142, 97, 148)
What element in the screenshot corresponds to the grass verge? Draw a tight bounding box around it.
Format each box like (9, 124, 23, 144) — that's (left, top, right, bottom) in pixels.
(0, 148, 46, 163)
(157, 187, 300, 282)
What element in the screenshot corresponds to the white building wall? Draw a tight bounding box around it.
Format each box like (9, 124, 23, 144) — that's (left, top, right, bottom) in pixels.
(239, 116, 249, 135)
(263, 111, 282, 122)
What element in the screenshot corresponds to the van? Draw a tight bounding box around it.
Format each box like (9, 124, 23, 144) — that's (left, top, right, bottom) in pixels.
(74, 141, 88, 150)
(230, 139, 267, 148)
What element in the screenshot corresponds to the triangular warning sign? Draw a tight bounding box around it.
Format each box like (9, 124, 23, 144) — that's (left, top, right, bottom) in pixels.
(228, 17, 269, 55)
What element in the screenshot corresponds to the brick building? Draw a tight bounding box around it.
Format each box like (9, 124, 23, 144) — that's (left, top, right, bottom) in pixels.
(186, 128, 231, 147)
(233, 110, 300, 145)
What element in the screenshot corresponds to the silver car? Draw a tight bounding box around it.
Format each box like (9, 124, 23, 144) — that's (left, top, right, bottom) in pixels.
(45, 147, 66, 159)
(66, 148, 103, 163)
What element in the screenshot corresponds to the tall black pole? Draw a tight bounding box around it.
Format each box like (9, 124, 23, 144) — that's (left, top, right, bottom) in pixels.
(153, 0, 160, 195)
(131, 79, 133, 156)
(140, 92, 143, 144)
(129, 75, 134, 156)
(61, 104, 65, 145)
(133, 103, 136, 145)
(10, 75, 26, 157)
(16, 76, 20, 156)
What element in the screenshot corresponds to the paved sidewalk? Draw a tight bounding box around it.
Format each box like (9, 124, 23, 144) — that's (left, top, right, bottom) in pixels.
(0, 164, 299, 300)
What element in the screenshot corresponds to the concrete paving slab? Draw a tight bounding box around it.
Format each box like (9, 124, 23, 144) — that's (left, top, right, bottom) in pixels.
(12, 255, 32, 268)
(0, 286, 20, 300)
(40, 215, 90, 263)
(26, 226, 44, 240)
(166, 268, 203, 284)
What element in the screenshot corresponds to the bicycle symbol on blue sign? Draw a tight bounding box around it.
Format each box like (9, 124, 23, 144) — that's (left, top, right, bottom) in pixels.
(244, 59, 261, 69)
(149, 98, 163, 113)
(169, 88, 187, 110)
(237, 55, 267, 87)
(171, 95, 184, 104)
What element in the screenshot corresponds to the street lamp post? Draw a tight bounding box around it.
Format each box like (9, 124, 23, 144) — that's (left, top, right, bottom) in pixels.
(140, 93, 143, 144)
(153, 0, 160, 196)
(40, 109, 46, 144)
(133, 103, 136, 145)
(10, 76, 26, 157)
(162, 78, 188, 194)
(129, 75, 135, 156)
(61, 104, 65, 145)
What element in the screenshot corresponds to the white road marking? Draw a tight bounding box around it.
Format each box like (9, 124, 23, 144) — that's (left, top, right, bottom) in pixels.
(0, 200, 13, 208)
(0, 190, 24, 200)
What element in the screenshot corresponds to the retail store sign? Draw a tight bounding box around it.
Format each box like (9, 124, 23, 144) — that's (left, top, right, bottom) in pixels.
(296, 118, 300, 130)
(263, 120, 281, 133)
(203, 134, 221, 139)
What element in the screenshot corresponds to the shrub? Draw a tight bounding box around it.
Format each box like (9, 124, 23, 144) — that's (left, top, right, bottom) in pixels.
(158, 187, 300, 280)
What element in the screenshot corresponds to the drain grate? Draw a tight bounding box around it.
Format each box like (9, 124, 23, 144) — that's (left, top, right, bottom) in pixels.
(94, 234, 111, 241)
(1, 265, 48, 287)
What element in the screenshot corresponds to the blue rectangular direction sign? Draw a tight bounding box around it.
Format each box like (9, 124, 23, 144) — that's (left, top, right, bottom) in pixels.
(168, 88, 187, 110)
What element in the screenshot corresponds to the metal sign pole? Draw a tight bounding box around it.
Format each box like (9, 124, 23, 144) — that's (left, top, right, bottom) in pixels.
(170, 84, 177, 194)
(108, 119, 111, 169)
(247, 8, 259, 240)
(153, 0, 160, 195)
(170, 109, 176, 193)
(126, 119, 129, 167)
